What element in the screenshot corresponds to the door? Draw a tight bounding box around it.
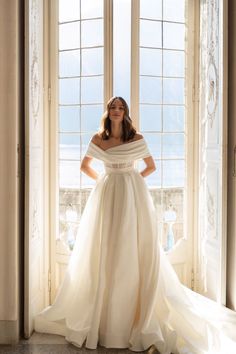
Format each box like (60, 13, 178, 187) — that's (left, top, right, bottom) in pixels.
(24, 0, 49, 337)
(198, 0, 228, 303)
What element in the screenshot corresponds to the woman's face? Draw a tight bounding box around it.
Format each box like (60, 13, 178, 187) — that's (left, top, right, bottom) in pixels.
(109, 99, 125, 123)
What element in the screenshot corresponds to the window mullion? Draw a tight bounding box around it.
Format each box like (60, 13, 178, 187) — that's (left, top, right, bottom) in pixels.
(104, 0, 113, 107)
(130, 0, 140, 130)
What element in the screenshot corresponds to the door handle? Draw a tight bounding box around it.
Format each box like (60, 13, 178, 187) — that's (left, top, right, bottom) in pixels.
(233, 146, 236, 177)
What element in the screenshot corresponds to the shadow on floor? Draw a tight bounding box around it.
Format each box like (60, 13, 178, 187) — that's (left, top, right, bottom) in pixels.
(0, 333, 150, 354)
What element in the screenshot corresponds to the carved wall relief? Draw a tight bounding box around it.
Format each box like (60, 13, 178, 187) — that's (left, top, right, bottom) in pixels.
(198, 0, 226, 299)
(206, 0, 219, 128)
(207, 58, 218, 126)
(30, 0, 40, 130)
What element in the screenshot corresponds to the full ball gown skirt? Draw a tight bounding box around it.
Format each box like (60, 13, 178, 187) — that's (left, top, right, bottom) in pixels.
(34, 138, 236, 354)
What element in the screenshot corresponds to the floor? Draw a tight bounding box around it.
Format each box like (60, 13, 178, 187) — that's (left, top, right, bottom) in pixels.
(0, 333, 151, 354)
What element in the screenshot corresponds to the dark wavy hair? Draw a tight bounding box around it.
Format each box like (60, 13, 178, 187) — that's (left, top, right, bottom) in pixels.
(98, 96, 137, 142)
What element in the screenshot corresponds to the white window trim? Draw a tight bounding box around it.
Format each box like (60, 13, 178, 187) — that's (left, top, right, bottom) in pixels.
(130, 0, 139, 129)
(187, 0, 200, 292)
(104, 0, 113, 105)
(48, 0, 59, 303)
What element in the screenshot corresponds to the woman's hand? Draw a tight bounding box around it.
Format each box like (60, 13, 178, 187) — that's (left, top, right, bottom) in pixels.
(80, 156, 99, 181)
(140, 156, 156, 177)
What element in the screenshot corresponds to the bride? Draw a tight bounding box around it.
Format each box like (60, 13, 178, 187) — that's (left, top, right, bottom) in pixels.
(35, 96, 236, 354)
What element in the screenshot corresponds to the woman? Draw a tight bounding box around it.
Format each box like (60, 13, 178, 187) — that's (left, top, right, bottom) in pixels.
(35, 97, 236, 354)
(80, 96, 156, 180)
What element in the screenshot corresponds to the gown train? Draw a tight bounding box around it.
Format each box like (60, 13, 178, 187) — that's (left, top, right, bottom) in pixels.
(34, 138, 236, 354)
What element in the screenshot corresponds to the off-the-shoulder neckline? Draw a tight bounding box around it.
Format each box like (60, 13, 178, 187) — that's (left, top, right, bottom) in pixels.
(90, 138, 144, 152)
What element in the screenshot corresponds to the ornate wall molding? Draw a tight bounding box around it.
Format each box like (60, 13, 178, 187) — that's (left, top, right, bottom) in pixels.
(198, 0, 227, 302)
(30, 0, 40, 130)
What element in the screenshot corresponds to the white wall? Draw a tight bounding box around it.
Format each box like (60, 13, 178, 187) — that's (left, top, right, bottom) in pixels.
(0, 0, 23, 343)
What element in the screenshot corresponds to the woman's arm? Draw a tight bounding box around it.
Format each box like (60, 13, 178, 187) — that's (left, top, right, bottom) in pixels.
(140, 155, 156, 177)
(80, 156, 99, 181)
(80, 134, 101, 180)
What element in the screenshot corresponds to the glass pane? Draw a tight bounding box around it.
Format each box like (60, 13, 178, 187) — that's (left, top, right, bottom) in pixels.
(59, 160, 81, 188)
(163, 22, 185, 50)
(163, 78, 185, 104)
(59, 202, 79, 250)
(82, 48, 103, 76)
(81, 173, 96, 188)
(59, 106, 80, 132)
(59, 133, 80, 160)
(81, 0, 103, 19)
(59, 0, 80, 23)
(113, 0, 131, 105)
(140, 48, 162, 76)
(140, 20, 162, 48)
(81, 104, 103, 132)
(163, 0, 185, 22)
(140, 77, 162, 104)
(59, 50, 80, 77)
(81, 19, 103, 47)
(140, 105, 162, 131)
(59, 22, 80, 50)
(162, 133, 185, 158)
(163, 106, 185, 132)
(162, 160, 185, 187)
(138, 160, 161, 187)
(140, 0, 162, 20)
(163, 50, 185, 77)
(59, 78, 80, 104)
(162, 220, 184, 252)
(81, 132, 94, 156)
(143, 133, 161, 158)
(81, 76, 103, 104)
(90, 160, 104, 174)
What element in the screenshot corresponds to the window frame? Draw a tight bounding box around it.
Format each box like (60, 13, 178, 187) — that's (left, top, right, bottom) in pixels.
(45, 0, 200, 300)
(131, 0, 200, 286)
(47, 0, 113, 301)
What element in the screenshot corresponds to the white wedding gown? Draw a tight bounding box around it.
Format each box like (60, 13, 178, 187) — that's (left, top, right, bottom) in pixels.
(35, 138, 236, 354)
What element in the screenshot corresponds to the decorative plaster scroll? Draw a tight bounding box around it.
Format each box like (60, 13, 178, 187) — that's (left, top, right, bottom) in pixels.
(31, 58, 40, 125)
(32, 189, 40, 239)
(206, 183, 215, 232)
(207, 58, 219, 126)
(30, 0, 40, 129)
(206, 0, 219, 128)
(207, 0, 219, 56)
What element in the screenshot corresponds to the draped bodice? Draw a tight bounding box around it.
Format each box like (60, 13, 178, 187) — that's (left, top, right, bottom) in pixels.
(84, 138, 151, 165)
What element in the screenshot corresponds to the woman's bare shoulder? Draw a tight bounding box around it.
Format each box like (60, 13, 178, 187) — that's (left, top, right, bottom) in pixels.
(91, 133, 102, 146)
(132, 132, 144, 141)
